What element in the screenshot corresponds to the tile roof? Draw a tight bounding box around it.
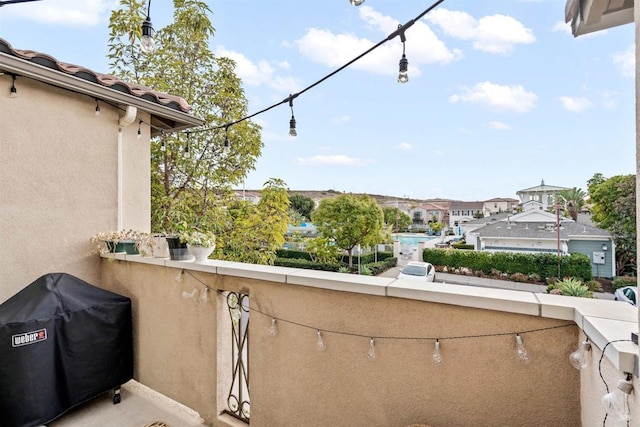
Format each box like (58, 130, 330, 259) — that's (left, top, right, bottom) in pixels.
(473, 221, 610, 240)
(0, 38, 191, 113)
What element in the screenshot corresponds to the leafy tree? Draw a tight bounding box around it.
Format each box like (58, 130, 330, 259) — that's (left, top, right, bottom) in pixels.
(289, 194, 315, 221)
(108, 0, 262, 233)
(288, 209, 306, 226)
(305, 236, 340, 264)
(587, 173, 636, 275)
(382, 207, 411, 232)
(312, 194, 385, 268)
(430, 222, 444, 234)
(557, 187, 586, 221)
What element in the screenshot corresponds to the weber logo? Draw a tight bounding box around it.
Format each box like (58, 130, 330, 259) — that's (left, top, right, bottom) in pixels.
(12, 329, 47, 347)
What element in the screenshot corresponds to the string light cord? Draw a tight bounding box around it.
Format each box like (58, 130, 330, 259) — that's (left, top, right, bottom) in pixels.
(598, 339, 634, 427)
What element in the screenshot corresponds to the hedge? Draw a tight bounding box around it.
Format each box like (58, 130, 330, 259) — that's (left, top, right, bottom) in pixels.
(275, 249, 312, 261)
(423, 249, 592, 282)
(273, 257, 344, 271)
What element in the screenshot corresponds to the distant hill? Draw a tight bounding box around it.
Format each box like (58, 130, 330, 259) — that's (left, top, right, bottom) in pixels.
(239, 189, 458, 205)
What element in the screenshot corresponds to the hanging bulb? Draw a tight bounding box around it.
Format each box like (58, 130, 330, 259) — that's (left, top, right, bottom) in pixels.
(515, 334, 529, 362)
(230, 306, 242, 321)
(289, 117, 297, 137)
(569, 339, 591, 370)
(200, 287, 210, 303)
(397, 54, 409, 84)
(95, 99, 101, 116)
(161, 138, 165, 151)
(181, 288, 197, 299)
(268, 318, 278, 336)
(175, 270, 183, 283)
(137, 120, 142, 139)
(432, 339, 443, 365)
(9, 75, 17, 98)
(316, 330, 326, 352)
(601, 374, 633, 421)
(350, 0, 365, 5)
(140, 1, 156, 54)
(367, 337, 377, 360)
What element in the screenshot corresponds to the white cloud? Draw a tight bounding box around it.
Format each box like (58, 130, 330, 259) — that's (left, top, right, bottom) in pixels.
(297, 155, 373, 166)
(0, 0, 114, 25)
(488, 121, 510, 130)
(613, 45, 635, 78)
(332, 115, 351, 124)
(215, 47, 301, 92)
(427, 9, 535, 54)
(559, 96, 592, 112)
(292, 6, 461, 78)
(450, 81, 537, 113)
(396, 143, 413, 150)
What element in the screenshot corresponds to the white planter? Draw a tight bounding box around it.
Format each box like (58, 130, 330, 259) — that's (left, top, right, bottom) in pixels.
(187, 244, 215, 262)
(151, 236, 170, 258)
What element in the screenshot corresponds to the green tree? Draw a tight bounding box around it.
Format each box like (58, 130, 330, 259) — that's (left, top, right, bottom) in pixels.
(289, 194, 315, 221)
(382, 207, 411, 232)
(312, 194, 385, 268)
(557, 187, 586, 221)
(587, 173, 636, 275)
(108, 0, 262, 233)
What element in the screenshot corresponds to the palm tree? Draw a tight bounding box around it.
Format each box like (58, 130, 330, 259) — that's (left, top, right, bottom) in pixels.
(557, 187, 587, 221)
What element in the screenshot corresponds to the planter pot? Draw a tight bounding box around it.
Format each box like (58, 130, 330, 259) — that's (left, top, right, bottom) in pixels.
(119, 240, 139, 255)
(166, 236, 190, 260)
(105, 241, 126, 253)
(187, 244, 215, 262)
(151, 235, 169, 258)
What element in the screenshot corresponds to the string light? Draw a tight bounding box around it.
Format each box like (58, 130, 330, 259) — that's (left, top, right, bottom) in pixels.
(9, 74, 17, 98)
(316, 330, 326, 351)
(569, 338, 591, 370)
(288, 95, 297, 137)
(181, 288, 197, 299)
(94, 98, 101, 116)
(175, 269, 183, 283)
(367, 337, 377, 360)
(432, 339, 443, 365)
(268, 318, 278, 336)
(350, 0, 365, 6)
(185, 131, 190, 154)
(224, 126, 230, 151)
(397, 25, 409, 84)
(515, 334, 529, 362)
(601, 373, 633, 421)
(141, 0, 156, 54)
(161, 131, 166, 151)
(137, 120, 142, 139)
(200, 286, 209, 303)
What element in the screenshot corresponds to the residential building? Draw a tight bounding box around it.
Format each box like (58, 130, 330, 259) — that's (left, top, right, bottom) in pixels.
(482, 197, 519, 217)
(449, 200, 484, 229)
(516, 179, 569, 211)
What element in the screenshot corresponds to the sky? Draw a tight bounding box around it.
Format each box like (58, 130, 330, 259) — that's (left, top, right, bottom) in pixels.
(0, 0, 636, 201)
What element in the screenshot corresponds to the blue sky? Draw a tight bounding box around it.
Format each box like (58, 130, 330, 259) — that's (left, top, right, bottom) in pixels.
(1, 0, 636, 201)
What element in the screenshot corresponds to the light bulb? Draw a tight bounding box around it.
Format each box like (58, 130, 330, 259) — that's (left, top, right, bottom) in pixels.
(175, 270, 183, 283)
(397, 55, 409, 84)
(601, 375, 633, 420)
(95, 103, 101, 116)
(181, 288, 197, 299)
(200, 287, 210, 303)
(10, 85, 17, 98)
(141, 16, 156, 54)
(367, 338, 377, 360)
(268, 318, 278, 336)
(350, 0, 365, 5)
(316, 330, 326, 352)
(432, 340, 443, 365)
(289, 117, 297, 137)
(569, 340, 591, 370)
(515, 334, 529, 362)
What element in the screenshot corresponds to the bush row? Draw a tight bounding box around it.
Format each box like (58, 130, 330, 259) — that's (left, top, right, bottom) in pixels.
(423, 249, 592, 282)
(612, 276, 637, 290)
(340, 251, 394, 265)
(273, 257, 343, 272)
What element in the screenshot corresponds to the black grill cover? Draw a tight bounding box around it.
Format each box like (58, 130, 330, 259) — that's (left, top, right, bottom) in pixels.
(0, 273, 133, 427)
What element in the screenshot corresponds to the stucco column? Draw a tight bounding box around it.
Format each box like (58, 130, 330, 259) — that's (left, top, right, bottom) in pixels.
(635, 0, 640, 368)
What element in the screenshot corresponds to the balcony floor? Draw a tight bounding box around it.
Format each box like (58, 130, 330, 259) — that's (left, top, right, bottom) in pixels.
(49, 380, 207, 427)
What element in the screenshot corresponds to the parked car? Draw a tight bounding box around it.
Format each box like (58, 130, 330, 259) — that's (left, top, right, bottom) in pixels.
(397, 261, 436, 282)
(614, 286, 637, 306)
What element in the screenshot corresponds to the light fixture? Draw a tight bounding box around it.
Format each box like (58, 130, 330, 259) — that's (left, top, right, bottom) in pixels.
(367, 337, 377, 360)
(94, 98, 101, 116)
(601, 373, 633, 421)
(224, 126, 230, 151)
(175, 269, 183, 283)
(185, 131, 190, 154)
(316, 330, 326, 351)
(161, 131, 166, 151)
(397, 26, 409, 84)
(9, 74, 17, 98)
(268, 318, 278, 336)
(181, 288, 197, 299)
(349, 0, 365, 6)
(140, 0, 156, 54)
(569, 339, 591, 369)
(602, 244, 608, 251)
(288, 95, 297, 137)
(137, 120, 142, 139)
(515, 334, 529, 362)
(200, 287, 209, 303)
(432, 339, 443, 365)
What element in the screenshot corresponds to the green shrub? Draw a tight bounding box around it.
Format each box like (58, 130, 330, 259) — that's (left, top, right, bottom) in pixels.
(528, 273, 541, 283)
(274, 257, 343, 272)
(585, 280, 603, 293)
(360, 266, 372, 276)
(338, 266, 350, 273)
(452, 243, 474, 250)
(365, 257, 397, 275)
(554, 277, 593, 298)
(612, 276, 637, 290)
(276, 249, 312, 261)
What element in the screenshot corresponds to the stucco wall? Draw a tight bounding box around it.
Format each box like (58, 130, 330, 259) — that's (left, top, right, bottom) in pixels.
(100, 260, 584, 427)
(0, 75, 149, 302)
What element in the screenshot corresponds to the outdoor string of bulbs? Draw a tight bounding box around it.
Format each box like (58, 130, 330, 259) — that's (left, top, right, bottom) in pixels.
(176, 268, 635, 424)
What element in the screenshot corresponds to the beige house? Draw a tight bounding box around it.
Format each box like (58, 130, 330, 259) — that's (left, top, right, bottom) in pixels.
(0, 38, 203, 302)
(516, 179, 569, 211)
(482, 197, 519, 217)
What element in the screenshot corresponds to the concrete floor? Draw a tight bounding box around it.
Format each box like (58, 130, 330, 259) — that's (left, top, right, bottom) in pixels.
(48, 380, 207, 427)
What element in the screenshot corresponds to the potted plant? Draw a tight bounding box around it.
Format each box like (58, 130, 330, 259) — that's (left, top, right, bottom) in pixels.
(90, 229, 145, 255)
(180, 230, 216, 262)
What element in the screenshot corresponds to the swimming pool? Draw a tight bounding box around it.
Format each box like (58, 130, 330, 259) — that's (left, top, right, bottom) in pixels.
(393, 234, 437, 245)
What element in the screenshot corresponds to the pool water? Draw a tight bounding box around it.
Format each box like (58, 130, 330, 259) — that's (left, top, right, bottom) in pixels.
(393, 234, 437, 245)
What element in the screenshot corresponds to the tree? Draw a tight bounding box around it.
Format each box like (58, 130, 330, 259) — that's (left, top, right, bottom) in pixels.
(557, 187, 586, 221)
(108, 0, 262, 233)
(382, 207, 411, 232)
(312, 194, 385, 268)
(587, 173, 636, 275)
(289, 194, 315, 221)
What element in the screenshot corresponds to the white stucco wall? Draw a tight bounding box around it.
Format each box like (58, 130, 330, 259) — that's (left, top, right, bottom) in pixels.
(0, 75, 150, 302)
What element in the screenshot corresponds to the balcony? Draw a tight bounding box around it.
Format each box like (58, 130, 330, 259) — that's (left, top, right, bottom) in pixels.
(54, 253, 639, 426)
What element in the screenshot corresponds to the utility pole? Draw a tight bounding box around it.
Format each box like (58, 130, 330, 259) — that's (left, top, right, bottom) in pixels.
(556, 202, 562, 277)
